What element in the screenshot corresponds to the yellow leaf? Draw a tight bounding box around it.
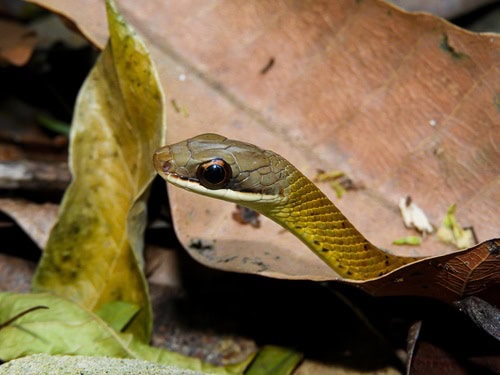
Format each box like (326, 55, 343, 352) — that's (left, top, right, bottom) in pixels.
(32, 0, 166, 343)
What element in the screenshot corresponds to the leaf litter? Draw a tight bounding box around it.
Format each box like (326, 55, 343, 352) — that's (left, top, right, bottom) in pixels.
(2, 0, 499, 373)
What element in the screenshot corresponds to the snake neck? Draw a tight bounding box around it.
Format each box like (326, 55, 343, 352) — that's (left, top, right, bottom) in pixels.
(262, 169, 416, 280)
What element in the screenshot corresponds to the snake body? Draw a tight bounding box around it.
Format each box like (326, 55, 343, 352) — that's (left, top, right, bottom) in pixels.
(154, 133, 418, 280)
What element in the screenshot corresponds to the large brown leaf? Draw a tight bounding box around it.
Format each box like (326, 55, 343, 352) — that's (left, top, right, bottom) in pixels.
(29, 1, 499, 284)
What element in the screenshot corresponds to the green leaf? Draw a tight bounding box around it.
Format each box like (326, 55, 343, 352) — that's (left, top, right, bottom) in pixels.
(31, 0, 166, 343)
(392, 236, 422, 246)
(36, 114, 70, 136)
(245, 346, 303, 375)
(0, 293, 240, 374)
(95, 301, 140, 333)
(0, 292, 134, 360)
(437, 204, 476, 249)
(128, 337, 253, 374)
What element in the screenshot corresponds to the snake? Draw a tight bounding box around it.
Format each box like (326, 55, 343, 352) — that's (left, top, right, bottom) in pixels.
(153, 133, 419, 280)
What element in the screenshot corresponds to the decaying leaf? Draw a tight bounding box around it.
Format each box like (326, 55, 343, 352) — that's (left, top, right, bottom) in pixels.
(0, 199, 59, 250)
(437, 204, 476, 249)
(31, 0, 166, 343)
(0, 20, 37, 66)
(0, 253, 36, 293)
(28, 0, 499, 294)
(359, 239, 500, 305)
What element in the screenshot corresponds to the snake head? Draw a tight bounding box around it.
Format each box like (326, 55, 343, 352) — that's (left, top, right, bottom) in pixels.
(153, 133, 291, 206)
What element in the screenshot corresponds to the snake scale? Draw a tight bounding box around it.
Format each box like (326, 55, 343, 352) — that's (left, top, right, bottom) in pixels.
(154, 133, 419, 280)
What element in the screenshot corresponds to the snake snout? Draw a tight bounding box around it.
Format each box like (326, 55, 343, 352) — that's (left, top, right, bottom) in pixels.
(153, 147, 175, 177)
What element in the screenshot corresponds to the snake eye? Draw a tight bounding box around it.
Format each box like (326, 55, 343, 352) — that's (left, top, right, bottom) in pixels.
(196, 159, 232, 189)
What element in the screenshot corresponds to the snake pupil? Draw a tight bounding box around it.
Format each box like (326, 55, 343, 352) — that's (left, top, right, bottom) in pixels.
(205, 164, 224, 182)
(197, 159, 232, 189)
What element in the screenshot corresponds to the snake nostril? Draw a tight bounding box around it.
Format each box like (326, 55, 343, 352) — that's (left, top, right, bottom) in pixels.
(162, 160, 173, 174)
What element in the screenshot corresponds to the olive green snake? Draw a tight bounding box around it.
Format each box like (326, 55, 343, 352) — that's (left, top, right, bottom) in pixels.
(154, 134, 419, 280)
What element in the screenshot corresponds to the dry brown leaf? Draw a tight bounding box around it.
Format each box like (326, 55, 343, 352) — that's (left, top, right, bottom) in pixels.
(0, 198, 59, 249)
(407, 325, 500, 374)
(0, 20, 37, 66)
(0, 253, 36, 293)
(29, 1, 499, 283)
(359, 239, 500, 304)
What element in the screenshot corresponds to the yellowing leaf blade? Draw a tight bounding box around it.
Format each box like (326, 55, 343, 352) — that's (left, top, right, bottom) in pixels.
(95, 301, 140, 333)
(32, 0, 166, 342)
(245, 346, 303, 375)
